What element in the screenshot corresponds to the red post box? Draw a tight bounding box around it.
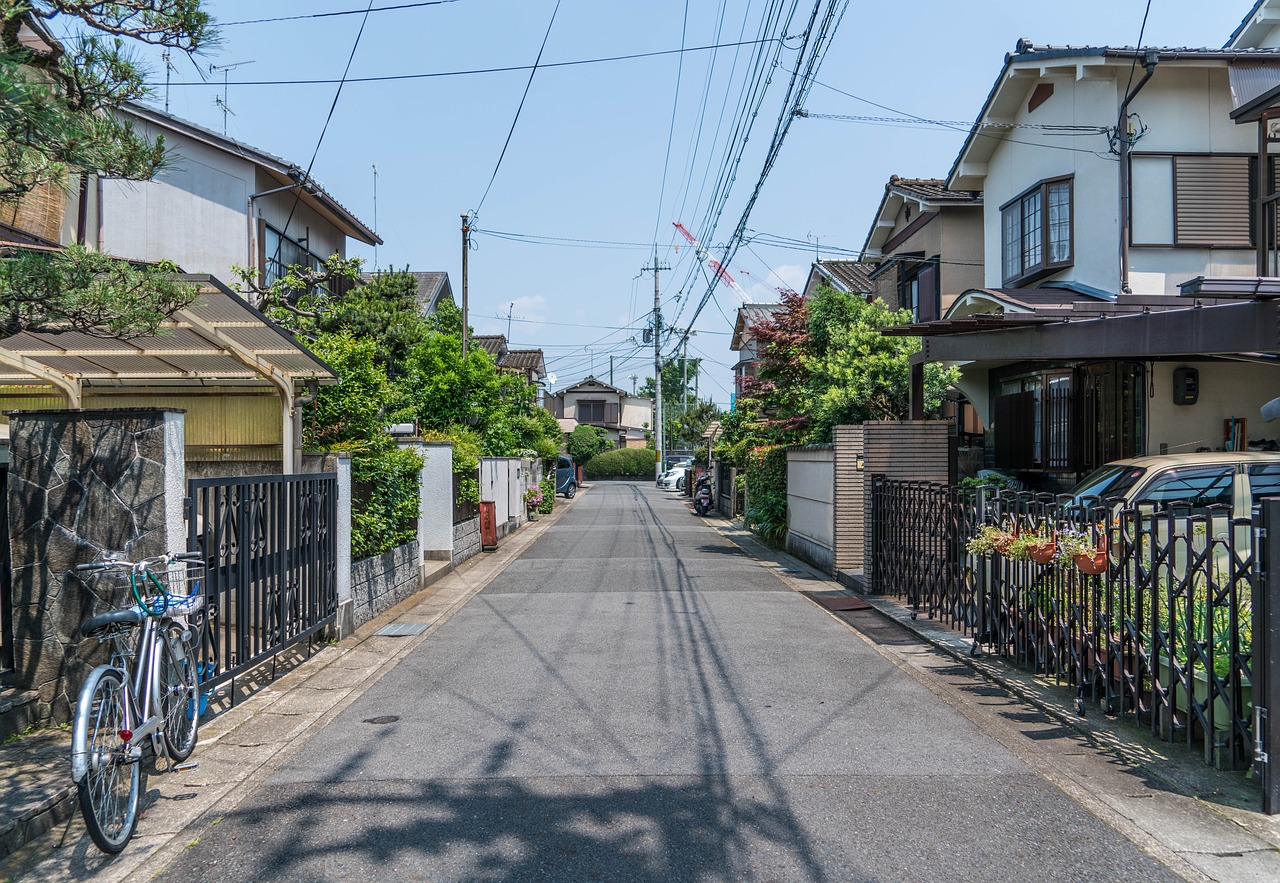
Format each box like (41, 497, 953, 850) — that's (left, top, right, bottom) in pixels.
(479, 500, 498, 551)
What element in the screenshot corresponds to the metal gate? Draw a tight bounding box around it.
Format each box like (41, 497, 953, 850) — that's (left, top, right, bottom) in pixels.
(0, 465, 11, 678)
(186, 473, 338, 699)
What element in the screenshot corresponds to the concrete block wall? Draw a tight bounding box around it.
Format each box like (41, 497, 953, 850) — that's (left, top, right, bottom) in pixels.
(453, 517, 481, 567)
(348, 540, 422, 630)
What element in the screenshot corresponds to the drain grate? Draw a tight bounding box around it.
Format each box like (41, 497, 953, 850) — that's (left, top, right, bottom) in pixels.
(373, 623, 430, 637)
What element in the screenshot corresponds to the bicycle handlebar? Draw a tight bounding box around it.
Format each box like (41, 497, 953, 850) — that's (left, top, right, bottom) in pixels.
(74, 551, 203, 572)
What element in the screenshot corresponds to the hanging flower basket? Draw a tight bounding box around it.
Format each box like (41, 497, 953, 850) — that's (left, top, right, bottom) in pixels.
(1027, 539, 1058, 565)
(1073, 550, 1108, 575)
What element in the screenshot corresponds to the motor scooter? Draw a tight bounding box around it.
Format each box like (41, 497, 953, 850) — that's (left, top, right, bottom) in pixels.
(693, 477, 714, 516)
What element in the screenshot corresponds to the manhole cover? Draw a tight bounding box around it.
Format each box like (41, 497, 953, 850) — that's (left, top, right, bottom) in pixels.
(362, 715, 400, 725)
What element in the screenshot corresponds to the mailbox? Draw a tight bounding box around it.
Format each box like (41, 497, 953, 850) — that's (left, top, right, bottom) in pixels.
(479, 500, 498, 551)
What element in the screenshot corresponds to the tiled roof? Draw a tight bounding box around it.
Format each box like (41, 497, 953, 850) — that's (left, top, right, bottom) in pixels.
(472, 335, 506, 357)
(502, 349, 545, 370)
(357, 271, 454, 314)
(818, 260, 876, 293)
(888, 177, 981, 204)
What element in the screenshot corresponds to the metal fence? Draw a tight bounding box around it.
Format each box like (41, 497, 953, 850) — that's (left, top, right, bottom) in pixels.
(186, 473, 338, 700)
(0, 466, 11, 677)
(872, 475, 1258, 770)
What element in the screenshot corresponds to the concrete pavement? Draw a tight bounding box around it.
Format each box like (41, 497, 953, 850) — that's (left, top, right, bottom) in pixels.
(3, 482, 1277, 880)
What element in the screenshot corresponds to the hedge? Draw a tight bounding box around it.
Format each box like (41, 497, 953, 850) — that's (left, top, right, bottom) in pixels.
(582, 447, 658, 479)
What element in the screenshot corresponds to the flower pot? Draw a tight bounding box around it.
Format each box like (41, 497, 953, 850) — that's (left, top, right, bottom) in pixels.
(1028, 541, 1057, 565)
(1074, 551, 1108, 575)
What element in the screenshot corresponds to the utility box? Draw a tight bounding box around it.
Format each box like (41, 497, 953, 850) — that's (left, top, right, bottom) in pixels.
(1173, 366, 1199, 405)
(479, 501, 498, 551)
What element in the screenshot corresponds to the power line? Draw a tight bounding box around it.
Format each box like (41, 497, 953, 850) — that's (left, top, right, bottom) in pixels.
(475, 0, 561, 213)
(157, 37, 781, 87)
(220, 1, 460, 27)
(474, 228, 657, 250)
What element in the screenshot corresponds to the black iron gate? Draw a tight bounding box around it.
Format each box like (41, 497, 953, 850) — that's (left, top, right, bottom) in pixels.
(186, 473, 338, 699)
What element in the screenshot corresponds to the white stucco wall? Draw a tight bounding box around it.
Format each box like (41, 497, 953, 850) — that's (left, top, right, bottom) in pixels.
(979, 62, 1267, 296)
(1146, 361, 1280, 455)
(417, 442, 453, 557)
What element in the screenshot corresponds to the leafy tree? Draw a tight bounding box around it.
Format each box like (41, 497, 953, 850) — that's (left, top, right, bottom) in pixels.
(566, 424, 611, 464)
(0, 1, 216, 202)
(0, 2, 215, 336)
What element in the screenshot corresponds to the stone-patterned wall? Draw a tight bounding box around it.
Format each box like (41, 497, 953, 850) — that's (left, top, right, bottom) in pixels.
(349, 541, 421, 629)
(453, 517, 480, 567)
(7, 409, 184, 724)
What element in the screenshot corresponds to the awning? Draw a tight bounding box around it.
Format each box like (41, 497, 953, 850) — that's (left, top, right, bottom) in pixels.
(917, 299, 1280, 363)
(0, 274, 336, 406)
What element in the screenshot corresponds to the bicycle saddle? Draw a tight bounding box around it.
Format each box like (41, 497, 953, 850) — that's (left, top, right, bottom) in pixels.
(80, 607, 145, 637)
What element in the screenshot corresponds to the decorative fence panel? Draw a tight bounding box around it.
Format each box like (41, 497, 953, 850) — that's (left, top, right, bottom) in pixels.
(872, 475, 1257, 771)
(186, 473, 338, 699)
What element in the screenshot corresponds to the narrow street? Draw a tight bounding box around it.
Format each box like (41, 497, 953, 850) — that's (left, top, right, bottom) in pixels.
(159, 484, 1174, 882)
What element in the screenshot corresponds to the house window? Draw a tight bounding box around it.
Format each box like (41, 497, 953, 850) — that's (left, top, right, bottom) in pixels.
(1130, 154, 1253, 247)
(263, 225, 324, 287)
(1000, 177, 1072, 285)
(578, 400, 606, 423)
(899, 259, 939, 322)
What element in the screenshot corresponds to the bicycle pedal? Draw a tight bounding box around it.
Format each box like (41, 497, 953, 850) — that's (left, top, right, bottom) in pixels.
(171, 761, 199, 772)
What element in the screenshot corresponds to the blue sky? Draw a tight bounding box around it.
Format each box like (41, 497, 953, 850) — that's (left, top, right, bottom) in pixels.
(124, 0, 1248, 406)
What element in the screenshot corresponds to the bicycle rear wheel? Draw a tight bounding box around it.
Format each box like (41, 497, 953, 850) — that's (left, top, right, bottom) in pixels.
(158, 627, 200, 761)
(73, 668, 140, 854)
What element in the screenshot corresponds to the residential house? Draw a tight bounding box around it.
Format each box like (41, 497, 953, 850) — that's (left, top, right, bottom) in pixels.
(800, 259, 875, 300)
(471, 334, 548, 385)
(729, 303, 785, 399)
(358, 270, 456, 316)
(895, 6, 1280, 489)
(0, 101, 380, 474)
(546, 376, 653, 448)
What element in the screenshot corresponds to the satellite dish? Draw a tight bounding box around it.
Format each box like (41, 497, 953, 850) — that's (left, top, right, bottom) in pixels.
(547, 373, 557, 386)
(1262, 396, 1280, 423)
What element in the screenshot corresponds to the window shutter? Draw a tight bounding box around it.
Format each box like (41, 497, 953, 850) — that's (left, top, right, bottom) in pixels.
(605, 402, 620, 425)
(916, 263, 939, 322)
(1174, 155, 1251, 246)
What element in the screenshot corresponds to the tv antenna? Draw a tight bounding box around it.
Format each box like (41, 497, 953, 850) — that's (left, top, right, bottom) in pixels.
(209, 60, 256, 135)
(162, 50, 180, 113)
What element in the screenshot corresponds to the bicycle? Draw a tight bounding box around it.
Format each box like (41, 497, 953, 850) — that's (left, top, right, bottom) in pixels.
(70, 550, 207, 854)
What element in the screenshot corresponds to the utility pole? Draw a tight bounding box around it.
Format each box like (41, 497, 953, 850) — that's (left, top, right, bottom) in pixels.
(460, 213, 470, 359)
(506, 302, 514, 339)
(643, 247, 669, 479)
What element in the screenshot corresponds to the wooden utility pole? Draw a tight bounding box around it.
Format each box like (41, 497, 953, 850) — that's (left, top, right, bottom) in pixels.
(643, 247, 669, 479)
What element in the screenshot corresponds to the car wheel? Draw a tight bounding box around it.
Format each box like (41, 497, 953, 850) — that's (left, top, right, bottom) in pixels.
(564, 483, 576, 499)
(677, 477, 686, 490)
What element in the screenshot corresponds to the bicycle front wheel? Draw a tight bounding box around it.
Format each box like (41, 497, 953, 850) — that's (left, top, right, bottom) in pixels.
(158, 627, 200, 761)
(73, 668, 140, 854)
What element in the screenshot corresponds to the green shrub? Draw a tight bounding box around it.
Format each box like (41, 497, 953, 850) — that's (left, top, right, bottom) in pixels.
(582, 448, 657, 479)
(351, 442, 423, 559)
(538, 475, 555, 514)
(742, 445, 787, 544)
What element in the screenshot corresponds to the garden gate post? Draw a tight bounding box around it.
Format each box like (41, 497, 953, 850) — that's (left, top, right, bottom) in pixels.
(1259, 500, 1280, 813)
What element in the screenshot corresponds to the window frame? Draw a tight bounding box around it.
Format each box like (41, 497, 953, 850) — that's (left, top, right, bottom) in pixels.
(1128, 151, 1258, 250)
(1000, 175, 1073, 287)
(577, 399, 606, 423)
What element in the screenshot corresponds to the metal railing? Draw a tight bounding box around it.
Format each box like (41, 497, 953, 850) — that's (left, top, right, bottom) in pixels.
(186, 473, 338, 700)
(872, 475, 1257, 770)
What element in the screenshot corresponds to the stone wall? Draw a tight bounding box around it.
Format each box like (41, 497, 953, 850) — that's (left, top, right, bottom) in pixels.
(349, 541, 421, 629)
(7, 409, 185, 724)
(453, 517, 481, 567)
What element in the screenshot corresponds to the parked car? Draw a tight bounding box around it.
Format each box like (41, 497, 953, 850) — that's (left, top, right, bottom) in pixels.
(555, 455, 578, 498)
(1068, 452, 1280, 517)
(657, 468, 685, 491)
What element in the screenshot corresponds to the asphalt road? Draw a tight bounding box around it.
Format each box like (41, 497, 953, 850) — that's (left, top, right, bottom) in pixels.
(159, 483, 1177, 882)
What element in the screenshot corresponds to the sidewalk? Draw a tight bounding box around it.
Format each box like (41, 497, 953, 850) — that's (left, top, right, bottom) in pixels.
(0, 489, 582, 882)
(710, 516, 1280, 883)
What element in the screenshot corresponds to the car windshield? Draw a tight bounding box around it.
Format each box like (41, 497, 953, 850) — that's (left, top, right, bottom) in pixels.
(1066, 464, 1146, 505)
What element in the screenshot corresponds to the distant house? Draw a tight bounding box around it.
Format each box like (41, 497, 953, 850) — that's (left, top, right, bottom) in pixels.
(801, 259, 875, 299)
(546, 376, 653, 448)
(471, 334, 547, 385)
(729, 303, 785, 398)
(893, 8, 1280, 488)
(358, 270, 456, 316)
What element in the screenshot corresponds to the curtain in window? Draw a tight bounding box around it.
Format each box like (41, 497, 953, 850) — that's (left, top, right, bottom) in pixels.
(1047, 181, 1071, 262)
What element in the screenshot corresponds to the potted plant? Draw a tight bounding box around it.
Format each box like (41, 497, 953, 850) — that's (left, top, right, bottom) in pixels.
(967, 523, 1014, 557)
(1007, 524, 1057, 565)
(524, 484, 544, 520)
(1057, 528, 1107, 574)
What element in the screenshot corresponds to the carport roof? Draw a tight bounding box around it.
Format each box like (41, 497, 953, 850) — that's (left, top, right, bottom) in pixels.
(0, 274, 336, 400)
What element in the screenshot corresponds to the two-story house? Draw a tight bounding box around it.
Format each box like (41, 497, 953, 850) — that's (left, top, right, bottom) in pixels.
(892, 10, 1280, 489)
(0, 101, 379, 475)
(472, 334, 548, 386)
(800, 259, 875, 300)
(729, 303, 785, 400)
(546, 376, 653, 448)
